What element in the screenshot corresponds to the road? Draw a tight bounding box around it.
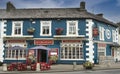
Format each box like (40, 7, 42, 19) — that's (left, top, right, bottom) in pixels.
(1, 69, 120, 74)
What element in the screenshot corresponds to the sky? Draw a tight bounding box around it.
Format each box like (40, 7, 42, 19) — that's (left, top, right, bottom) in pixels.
(0, 0, 120, 23)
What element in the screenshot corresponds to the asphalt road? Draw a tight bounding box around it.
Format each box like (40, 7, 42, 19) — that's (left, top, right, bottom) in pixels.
(1, 69, 120, 74)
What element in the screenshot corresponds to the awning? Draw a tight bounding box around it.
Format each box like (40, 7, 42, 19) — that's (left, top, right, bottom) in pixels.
(110, 43, 120, 47)
(8, 46, 26, 50)
(28, 45, 51, 51)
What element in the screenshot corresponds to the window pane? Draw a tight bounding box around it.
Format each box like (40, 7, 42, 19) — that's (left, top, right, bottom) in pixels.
(14, 23, 21, 35)
(69, 22, 76, 35)
(60, 43, 83, 60)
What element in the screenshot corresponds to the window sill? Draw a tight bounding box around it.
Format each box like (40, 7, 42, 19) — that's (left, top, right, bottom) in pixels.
(5, 58, 26, 60)
(60, 59, 84, 60)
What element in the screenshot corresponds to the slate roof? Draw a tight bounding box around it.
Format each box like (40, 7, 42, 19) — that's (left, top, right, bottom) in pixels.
(0, 8, 117, 27)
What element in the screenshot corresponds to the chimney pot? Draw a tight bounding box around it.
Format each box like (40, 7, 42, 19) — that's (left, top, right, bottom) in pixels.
(96, 14, 103, 17)
(80, 1, 86, 11)
(6, 1, 16, 12)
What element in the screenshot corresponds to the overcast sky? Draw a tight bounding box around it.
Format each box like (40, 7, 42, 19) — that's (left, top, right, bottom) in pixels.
(0, 0, 120, 23)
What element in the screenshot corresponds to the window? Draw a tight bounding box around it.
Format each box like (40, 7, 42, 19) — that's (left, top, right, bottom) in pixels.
(12, 21, 23, 36)
(5, 49, 26, 60)
(98, 43, 106, 57)
(98, 48, 106, 56)
(67, 21, 78, 36)
(60, 43, 83, 60)
(99, 26, 104, 40)
(40, 21, 51, 36)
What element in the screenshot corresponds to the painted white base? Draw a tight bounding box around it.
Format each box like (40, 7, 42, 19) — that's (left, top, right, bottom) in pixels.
(114, 48, 120, 61)
(0, 39, 4, 62)
(36, 63, 40, 71)
(2, 64, 7, 71)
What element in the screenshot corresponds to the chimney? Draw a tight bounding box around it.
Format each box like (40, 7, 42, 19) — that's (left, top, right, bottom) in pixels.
(80, 1, 86, 11)
(6, 1, 16, 12)
(96, 13, 103, 17)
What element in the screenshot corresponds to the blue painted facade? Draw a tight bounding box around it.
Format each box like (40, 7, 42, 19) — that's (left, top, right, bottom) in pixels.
(3, 18, 118, 64)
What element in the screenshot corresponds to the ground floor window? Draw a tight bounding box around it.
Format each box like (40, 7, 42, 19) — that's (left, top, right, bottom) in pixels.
(98, 48, 106, 56)
(60, 43, 83, 60)
(5, 49, 26, 60)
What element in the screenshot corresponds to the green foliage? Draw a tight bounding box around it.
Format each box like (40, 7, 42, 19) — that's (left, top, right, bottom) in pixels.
(0, 61, 3, 66)
(83, 61, 94, 69)
(49, 55, 58, 62)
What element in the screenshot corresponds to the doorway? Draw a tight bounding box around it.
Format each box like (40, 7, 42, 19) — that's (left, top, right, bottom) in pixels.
(37, 50, 47, 62)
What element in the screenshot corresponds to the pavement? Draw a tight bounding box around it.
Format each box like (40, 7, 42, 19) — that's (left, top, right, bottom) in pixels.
(0, 62, 120, 73)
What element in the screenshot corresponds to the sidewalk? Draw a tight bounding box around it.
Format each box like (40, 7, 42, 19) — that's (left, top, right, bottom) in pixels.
(0, 62, 120, 73)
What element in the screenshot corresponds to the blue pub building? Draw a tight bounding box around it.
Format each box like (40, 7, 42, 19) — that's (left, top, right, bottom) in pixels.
(0, 1, 119, 64)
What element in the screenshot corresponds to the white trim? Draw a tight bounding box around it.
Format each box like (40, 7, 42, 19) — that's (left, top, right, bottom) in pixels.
(85, 19, 94, 63)
(54, 35, 85, 38)
(5, 58, 26, 60)
(40, 21, 52, 36)
(60, 59, 84, 60)
(116, 28, 119, 43)
(12, 21, 23, 36)
(99, 26, 105, 41)
(112, 30, 116, 42)
(4, 35, 33, 38)
(66, 20, 78, 36)
(93, 40, 118, 44)
(34, 38, 53, 40)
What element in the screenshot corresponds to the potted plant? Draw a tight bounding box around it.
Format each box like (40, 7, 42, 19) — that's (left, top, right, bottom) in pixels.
(55, 28, 63, 35)
(27, 27, 35, 34)
(49, 55, 58, 64)
(83, 61, 94, 69)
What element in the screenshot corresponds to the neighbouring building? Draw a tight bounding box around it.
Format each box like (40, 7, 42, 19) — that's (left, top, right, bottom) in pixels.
(0, 1, 119, 64)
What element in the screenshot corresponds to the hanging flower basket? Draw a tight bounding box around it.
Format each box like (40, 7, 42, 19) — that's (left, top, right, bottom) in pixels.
(55, 28, 63, 35)
(93, 27, 99, 36)
(27, 27, 35, 34)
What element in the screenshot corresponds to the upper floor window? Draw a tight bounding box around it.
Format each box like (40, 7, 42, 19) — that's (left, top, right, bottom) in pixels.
(99, 26, 104, 40)
(12, 21, 23, 36)
(40, 21, 51, 36)
(67, 21, 78, 36)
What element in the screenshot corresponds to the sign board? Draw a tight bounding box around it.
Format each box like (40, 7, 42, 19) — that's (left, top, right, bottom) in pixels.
(34, 40, 54, 45)
(49, 48, 58, 56)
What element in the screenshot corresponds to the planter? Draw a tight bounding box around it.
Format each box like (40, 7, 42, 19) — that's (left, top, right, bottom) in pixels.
(55, 28, 63, 35)
(83, 61, 94, 70)
(93, 27, 99, 36)
(27, 27, 35, 34)
(48, 55, 58, 64)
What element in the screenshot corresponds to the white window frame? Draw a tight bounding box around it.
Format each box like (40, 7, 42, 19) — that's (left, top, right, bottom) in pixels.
(5, 49, 26, 60)
(98, 48, 106, 57)
(99, 26, 104, 40)
(40, 21, 52, 36)
(60, 43, 84, 60)
(12, 21, 23, 36)
(67, 21, 78, 36)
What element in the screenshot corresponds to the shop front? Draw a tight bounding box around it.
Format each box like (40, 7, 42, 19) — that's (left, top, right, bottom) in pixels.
(27, 45, 50, 64)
